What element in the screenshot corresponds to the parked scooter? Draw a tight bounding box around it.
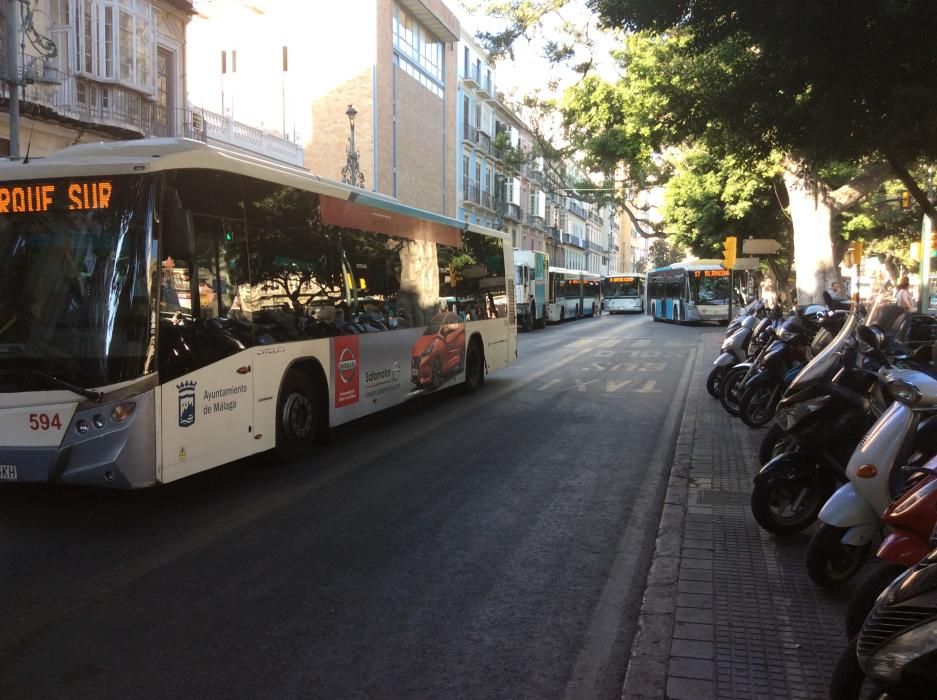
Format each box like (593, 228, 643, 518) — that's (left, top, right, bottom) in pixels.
(736, 309, 841, 427)
(843, 459, 937, 637)
(806, 360, 937, 589)
(706, 303, 765, 397)
(720, 313, 785, 416)
(829, 537, 937, 699)
(750, 313, 889, 534)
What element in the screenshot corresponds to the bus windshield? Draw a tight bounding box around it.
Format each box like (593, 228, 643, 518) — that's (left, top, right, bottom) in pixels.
(0, 175, 154, 390)
(690, 272, 731, 304)
(603, 277, 643, 297)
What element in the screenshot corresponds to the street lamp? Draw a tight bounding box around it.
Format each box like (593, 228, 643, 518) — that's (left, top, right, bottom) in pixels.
(341, 104, 365, 188)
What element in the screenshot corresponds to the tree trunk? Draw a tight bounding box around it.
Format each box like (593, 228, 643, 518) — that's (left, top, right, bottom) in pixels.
(783, 167, 836, 305)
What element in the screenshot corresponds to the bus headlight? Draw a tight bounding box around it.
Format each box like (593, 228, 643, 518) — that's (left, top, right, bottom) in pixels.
(111, 402, 136, 422)
(75, 420, 90, 434)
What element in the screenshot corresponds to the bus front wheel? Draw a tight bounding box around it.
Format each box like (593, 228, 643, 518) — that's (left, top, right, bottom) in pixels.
(276, 369, 318, 463)
(462, 339, 485, 394)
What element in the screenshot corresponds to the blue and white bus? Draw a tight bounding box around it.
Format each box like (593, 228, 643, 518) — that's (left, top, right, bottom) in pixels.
(648, 262, 731, 323)
(546, 267, 601, 322)
(0, 138, 517, 488)
(601, 273, 646, 314)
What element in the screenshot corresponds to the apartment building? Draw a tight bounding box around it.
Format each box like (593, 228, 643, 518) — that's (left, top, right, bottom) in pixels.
(0, 0, 194, 156)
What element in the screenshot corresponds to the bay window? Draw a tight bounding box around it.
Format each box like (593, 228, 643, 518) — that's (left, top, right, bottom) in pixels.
(74, 0, 155, 94)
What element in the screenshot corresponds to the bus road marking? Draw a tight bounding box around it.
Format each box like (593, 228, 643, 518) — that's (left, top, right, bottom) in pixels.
(605, 379, 632, 392)
(537, 378, 562, 392)
(634, 380, 660, 393)
(575, 379, 600, 392)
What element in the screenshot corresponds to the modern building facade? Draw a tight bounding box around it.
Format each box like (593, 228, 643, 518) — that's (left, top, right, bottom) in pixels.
(0, 0, 194, 156)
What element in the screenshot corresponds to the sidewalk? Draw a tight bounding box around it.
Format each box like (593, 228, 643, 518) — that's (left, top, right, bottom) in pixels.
(622, 330, 850, 700)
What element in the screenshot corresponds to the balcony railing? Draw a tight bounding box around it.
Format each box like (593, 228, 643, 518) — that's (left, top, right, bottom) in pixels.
(563, 233, 584, 248)
(463, 122, 477, 143)
(463, 66, 481, 87)
(544, 225, 560, 240)
(502, 202, 522, 221)
(186, 106, 303, 166)
(474, 130, 493, 155)
(463, 179, 481, 205)
(526, 213, 544, 227)
(481, 191, 494, 210)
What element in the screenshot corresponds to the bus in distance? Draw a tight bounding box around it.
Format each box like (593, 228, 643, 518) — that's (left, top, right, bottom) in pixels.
(514, 250, 548, 331)
(647, 262, 731, 323)
(0, 138, 517, 488)
(601, 273, 646, 314)
(546, 267, 601, 322)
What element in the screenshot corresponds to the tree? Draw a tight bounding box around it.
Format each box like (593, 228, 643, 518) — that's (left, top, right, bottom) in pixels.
(474, 1, 937, 302)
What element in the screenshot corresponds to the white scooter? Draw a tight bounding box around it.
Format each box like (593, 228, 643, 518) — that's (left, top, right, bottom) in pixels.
(805, 355, 937, 589)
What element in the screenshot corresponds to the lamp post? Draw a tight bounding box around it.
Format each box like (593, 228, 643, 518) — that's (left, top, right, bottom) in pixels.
(341, 104, 364, 188)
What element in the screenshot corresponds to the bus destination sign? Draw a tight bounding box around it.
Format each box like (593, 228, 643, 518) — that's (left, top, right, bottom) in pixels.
(693, 270, 730, 278)
(608, 276, 635, 283)
(0, 180, 113, 215)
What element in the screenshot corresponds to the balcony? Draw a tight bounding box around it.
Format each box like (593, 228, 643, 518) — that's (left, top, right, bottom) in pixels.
(462, 66, 481, 87)
(502, 202, 522, 222)
(544, 225, 560, 240)
(526, 213, 544, 228)
(568, 201, 588, 219)
(186, 106, 303, 166)
(463, 179, 481, 205)
(463, 122, 477, 144)
(3, 73, 160, 140)
(563, 233, 584, 248)
(481, 190, 494, 210)
(474, 130, 493, 156)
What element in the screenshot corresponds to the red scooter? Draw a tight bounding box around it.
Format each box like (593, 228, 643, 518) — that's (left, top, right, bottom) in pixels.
(844, 455, 937, 637)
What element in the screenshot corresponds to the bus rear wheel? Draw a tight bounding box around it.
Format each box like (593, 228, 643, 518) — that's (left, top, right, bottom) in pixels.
(462, 339, 485, 394)
(275, 369, 318, 463)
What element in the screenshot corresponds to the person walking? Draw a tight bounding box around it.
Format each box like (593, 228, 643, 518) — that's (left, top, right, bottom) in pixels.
(896, 276, 916, 311)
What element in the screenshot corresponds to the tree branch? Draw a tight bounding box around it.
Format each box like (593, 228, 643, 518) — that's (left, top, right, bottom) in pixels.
(828, 162, 891, 215)
(884, 152, 937, 224)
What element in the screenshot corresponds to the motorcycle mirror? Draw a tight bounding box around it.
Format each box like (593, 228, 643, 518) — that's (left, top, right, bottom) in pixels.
(858, 324, 886, 350)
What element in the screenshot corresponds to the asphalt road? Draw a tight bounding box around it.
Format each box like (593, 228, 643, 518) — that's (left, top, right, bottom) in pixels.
(0, 313, 702, 700)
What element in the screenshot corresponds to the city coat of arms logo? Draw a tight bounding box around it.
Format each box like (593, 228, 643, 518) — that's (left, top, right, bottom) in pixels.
(177, 381, 197, 428)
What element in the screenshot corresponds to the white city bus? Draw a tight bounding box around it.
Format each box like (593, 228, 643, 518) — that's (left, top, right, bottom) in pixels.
(647, 262, 731, 323)
(0, 138, 516, 488)
(601, 273, 646, 314)
(546, 267, 601, 322)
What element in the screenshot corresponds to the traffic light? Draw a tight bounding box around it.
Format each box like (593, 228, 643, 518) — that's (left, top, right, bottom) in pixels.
(722, 236, 737, 269)
(930, 230, 937, 256)
(902, 191, 911, 208)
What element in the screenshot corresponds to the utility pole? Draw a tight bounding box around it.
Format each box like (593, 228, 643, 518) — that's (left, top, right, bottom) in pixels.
(918, 168, 934, 313)
(5, 0, 21, 158)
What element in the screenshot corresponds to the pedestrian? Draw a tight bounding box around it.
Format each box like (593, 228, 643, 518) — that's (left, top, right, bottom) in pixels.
(895, 276, 915, 311)
(829, 281, 843, 297)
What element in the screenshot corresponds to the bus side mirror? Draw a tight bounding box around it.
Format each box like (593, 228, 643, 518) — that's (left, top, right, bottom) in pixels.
(163, 190, 195, 259)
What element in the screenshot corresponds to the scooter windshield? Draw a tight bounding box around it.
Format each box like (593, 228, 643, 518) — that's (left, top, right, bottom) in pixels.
(865, 295, 912, 343)
(785, 312, 858, 394)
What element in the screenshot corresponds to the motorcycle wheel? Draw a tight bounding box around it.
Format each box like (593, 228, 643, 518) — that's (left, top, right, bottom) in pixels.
(758, 423, 794, 466)
(844, 561, 908, 638)
(705, 365, 725, 398)
(806, 524, 872, 589)
(719, 366, 748, 417)
(750, 469, 832, 535)
(739, 382, 777, 428)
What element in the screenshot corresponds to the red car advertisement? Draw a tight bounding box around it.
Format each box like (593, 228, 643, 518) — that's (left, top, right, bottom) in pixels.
(333, 335, 360, 408)
(410, 312, 466, 391)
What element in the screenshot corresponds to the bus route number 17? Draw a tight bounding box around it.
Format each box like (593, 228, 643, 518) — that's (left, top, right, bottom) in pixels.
(29, 413, 62, 431)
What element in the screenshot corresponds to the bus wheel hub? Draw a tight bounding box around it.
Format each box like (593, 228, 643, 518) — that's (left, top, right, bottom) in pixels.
(282, 393, 314, 440)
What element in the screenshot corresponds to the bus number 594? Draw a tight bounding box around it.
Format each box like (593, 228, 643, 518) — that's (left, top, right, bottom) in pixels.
(29, 413, 62, 431)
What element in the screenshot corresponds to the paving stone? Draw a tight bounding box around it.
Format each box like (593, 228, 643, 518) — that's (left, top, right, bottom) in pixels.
(677, 578, 714, 595)
(669, 656, 715, 681)
(675, 607, 714, 625)
(676, 592, 713, 609)
(671, 639, 714, 659)
(642, 585, 676, 614)
(667, 676, 714, 700)
(673, 621, 714, 642)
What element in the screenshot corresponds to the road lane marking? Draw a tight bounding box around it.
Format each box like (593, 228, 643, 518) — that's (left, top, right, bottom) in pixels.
(562, 342, 698, 700)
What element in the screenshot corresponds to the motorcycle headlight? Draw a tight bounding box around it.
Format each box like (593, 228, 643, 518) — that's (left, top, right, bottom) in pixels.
(862, 607, 937, 683)
(887, 379, 922, 405)
(774, 398, 828, 431)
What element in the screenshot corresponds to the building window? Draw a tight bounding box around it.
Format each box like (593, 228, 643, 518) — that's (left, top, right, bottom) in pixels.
(392, 2, 443, 91)
(74, 0, 155, 94)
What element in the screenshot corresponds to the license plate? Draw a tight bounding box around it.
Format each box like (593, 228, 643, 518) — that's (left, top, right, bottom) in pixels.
(0, 465, 17, 480)
(411, 368, 419, 376)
